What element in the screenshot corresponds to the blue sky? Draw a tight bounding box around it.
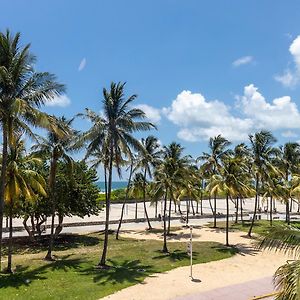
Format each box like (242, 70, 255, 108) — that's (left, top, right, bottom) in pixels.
(2, 1, 300, 176)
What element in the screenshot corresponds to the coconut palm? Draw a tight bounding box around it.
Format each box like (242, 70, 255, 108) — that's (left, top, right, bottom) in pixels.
(248, 130, 278, 237)
(31, 117, 75, 260)
(0, 30, 65, 269)
(134, 136, 161, 229)
(79, 82, 154, 267)
(198, 135, 231, 228)
(5, 135, 47, 273)
(207, 156, 252, 246)
(259, 224, 300, 300)
(276, 142, 300, 224)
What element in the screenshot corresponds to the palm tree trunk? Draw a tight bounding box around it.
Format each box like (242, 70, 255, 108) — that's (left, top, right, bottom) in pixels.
(200, 192, 203, 215)
(178, 201, 182, 214)
(213, 193, 217, 228)
(286, 200, 290, 225)
(155, 201, 158, 218)
(167, 197, 172, 235)
(225, 194, 229, 246)
(6, 200, 13, 273)
(208, 195, 214, 214)
(143, 169, 152, 229)
(116, 164, 133, 240)
(0, 123, 8, 271)
(99, 155, 113, 267)
(196, 199, 199, 214)
(240, 198, 244, 225)
(270, 196, 273, 227)
(162, 189, 168, 253)
(45, 156, 57, 261)
(190, 200, 195, 215)
(186, 199, 189, 225)
(235, 197, 239, 224)
(248, 176, 259, 237)
(135, 200, 138, 220)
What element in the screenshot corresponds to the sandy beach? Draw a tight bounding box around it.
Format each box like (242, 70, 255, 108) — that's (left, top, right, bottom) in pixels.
(102, 226, 290, 300)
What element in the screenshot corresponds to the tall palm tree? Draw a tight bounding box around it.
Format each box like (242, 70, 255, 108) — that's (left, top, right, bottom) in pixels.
(0, 30, 65, 269)
(207, 156, 252, 246)
(276, 142, 300, 224)
(135, 136, 161, 229)
(259, 223, 300, 300)
(5, 136, 47, 273)
(248, 130, 278, 237)
(32, 117, 75, 260)
(198, 135, 231, 228)
(79, 82, 154, 267)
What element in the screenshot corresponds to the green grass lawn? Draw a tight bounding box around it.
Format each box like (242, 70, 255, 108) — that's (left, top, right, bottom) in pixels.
(0, 232, 237, 300)
(207, 220, 300, 235)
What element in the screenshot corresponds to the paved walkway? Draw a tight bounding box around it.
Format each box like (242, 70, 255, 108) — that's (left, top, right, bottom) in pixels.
(174, 277, 275, 300)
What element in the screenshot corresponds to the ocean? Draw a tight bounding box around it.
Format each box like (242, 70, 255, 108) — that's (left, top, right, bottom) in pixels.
(96, 181, 128, 192)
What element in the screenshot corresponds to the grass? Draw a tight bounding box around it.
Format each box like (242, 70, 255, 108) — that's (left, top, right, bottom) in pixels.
(207, 220, 300, 235)
(0, 231, 237, 300)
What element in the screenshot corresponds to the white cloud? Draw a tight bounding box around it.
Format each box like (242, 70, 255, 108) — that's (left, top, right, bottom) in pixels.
(136, 104, 161, 124)
(163, 85, 300, 142)
(282, 130, 298, 138)
(275, 35, 300, 87)
(232, 56, 253, 67)
(163, 90, 252, 142)
(78, 58, 87, 71)
(45, 95, 71, 107)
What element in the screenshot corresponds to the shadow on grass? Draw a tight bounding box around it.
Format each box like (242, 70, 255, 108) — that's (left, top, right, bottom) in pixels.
(152, 249, 196, 261)
(2, 234, 100, 256)
(0, 254, 84, 289)
(80, 259, 154, 285)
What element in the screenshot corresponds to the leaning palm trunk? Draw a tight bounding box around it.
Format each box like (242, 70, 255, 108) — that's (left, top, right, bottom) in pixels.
(6, 200, 13, 273)
(99, 156, 113, 267)
(0, 124, 8, 271)
(190, 200, 195, 215)
(143, 169, 152, 229)
(225, 194, 229, 246)
(248, 176, 259, 237)
(208, 195, 214, 214)
(116, 164, 133, 240)
(162, 190, 168, 253)
(45, 156, 58, 260)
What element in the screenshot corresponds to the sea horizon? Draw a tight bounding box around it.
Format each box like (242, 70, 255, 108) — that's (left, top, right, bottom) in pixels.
(96, 181, 128, 192)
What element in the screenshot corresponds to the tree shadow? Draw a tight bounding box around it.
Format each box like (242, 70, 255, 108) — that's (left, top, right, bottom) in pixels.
(152, 249, 199, 261)
(80, 259, 154, 285)
(0, 254, 85, 289)
(2, 234, 100, 256)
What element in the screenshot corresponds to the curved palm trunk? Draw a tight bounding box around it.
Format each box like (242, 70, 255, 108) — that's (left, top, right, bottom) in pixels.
(143, 169, 152, 229)
(225, 194, 229, 246)
(213, 193, 217, 228)
(45, 156, 57, 260)
(0, 124, 8, 271)
(162, 189, 168, 253)
(248, 175, 259, 237)
(6, 200, 13, 273)
(190, 200, 195, 215)
(116, 164, 133, 240)
(208, 195, 214, 214)
(99, 156, 113, 267)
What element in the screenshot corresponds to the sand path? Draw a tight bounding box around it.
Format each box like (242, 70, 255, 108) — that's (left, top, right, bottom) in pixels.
(102, 226, 290, 300)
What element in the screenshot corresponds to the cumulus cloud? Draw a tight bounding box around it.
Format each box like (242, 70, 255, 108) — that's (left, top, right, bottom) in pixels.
(163, 85, 300, 142)
(78, 58, 87, 71)
(136, 104, 161, 124)
(275, 36, 300, 87)
(232, 56, 253, 67)
(45, 95, 71, 107)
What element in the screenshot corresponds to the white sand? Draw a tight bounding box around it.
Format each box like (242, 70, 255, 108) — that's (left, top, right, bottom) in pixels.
(102, 226, 290, 300)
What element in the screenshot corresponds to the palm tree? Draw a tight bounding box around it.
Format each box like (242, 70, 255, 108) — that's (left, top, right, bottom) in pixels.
(248, 130, 277, 237)
(259, 224, 300, 299)
(5, 136, 47, 273)
(79, 82, 154, 268)
(198, 135, 231, 228)
(276, 142, 300, 224)
(0, 30, 65, 269)
(207, 156, 252, 246)
(32, 117, 75, 260)
(135, 136, 161, 229)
